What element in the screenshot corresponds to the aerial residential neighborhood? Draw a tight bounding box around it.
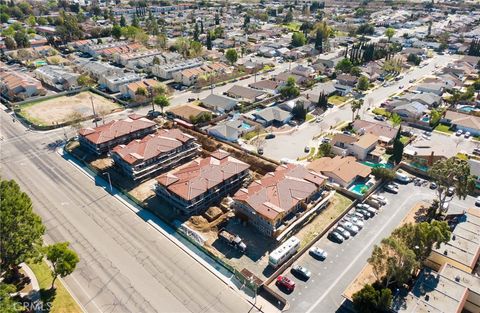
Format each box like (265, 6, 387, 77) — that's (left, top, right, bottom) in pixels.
(1, 0, 480, 313)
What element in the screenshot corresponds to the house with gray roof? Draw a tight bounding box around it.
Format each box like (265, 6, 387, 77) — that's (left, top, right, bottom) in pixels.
(415, 82, 444, 96)
(399, 92, 442, 108)
(225, 85, 266, 103)
(201, 94, 238, 113)
(207, 119, 248, 142)
(391, 101, 428, 121)
(253, 107, 292, 127)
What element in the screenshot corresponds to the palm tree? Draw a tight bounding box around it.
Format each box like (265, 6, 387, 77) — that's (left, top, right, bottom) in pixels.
(351, 100, 363, 121)
(390, 113, 402, 127)
(153, 95, 170, 116)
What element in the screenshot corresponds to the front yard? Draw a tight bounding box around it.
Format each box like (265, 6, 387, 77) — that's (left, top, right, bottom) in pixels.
(434, 124, 453, 134)
(328, 95, 349, 106)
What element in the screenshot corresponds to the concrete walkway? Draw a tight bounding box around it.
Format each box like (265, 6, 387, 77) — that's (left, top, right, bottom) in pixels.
(19, 262, 42, 312)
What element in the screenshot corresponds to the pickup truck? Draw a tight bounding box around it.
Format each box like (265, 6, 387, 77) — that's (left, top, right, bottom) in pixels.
(219, 229, 247, 252)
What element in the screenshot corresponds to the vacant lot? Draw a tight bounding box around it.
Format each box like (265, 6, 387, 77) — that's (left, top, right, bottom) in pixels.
(20, 92, 120, 126)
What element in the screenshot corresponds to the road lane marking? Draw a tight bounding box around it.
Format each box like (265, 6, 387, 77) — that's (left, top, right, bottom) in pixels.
(304, 194, 423, 313)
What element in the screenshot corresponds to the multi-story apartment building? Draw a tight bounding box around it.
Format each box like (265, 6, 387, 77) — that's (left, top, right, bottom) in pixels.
(151, 59, 203, 80)
(233, 164, 326, 237)
(155, 150, 250, 215)
(33, 65, 80, 91)
(98, 72, 142, 92)
(111, 129, 199, 181)
(78, 114, 156, 155)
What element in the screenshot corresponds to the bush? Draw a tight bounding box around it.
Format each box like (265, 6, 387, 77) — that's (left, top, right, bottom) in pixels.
(371, 168, 395, 181)
(352, 284, 392, 313)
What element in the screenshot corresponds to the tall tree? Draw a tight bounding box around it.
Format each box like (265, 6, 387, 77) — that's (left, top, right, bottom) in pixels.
(352, 284, 392, 313)
(0, 179, 45, 278)
(153, 95, 170, 115)
(280, 77, 300, 99)
(389, 113, 402, 127)
(206, 32, 212, 50)
(315, 29, 323, 53)
(357, 75, 369, 91)
(317, 92, 328, 110)
(428, 157, 475, 216)
(385, 27, 395, 42)
(225, 48, 238, 65)
(120, 14, 126, 27)
(392, 127, 404, 164)
(46, 242, 79, 289)
(351, 99, 363, 121)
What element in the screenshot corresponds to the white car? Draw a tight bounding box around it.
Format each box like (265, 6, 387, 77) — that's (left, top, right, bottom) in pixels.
(385, 184, 399, 193)
(465, 131, 471, 138)
(309, 247, 327, 259)
(341, 221, 360, 235)
(348, 216, 364, 228)
(336, 226, 351, 239)
(371, 194, 387, 205)
(476, 196, 480, 206)
(456, 129, 463, 136)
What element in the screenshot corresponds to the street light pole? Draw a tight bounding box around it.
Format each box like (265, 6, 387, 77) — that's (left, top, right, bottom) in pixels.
(90, 94, 98, 127)
(103, 172, 112, 192)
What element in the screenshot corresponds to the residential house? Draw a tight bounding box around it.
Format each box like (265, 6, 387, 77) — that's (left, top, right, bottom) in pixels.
(225, 85, 267, 103)
(291, 65, 315, 78)
(253, 106, 292, 127)
(441, 111, 480, 136)
(0, 69, 46, 101)
(331, 133, 382, 161)
(151, 58, 203, 80)
(249, 80, 281, 94)
(336, 74, 358, 87)
(167, 103, 212, 123)
(391, 102, 428, 121)
(415, 82, 444, 96)
(155, 150, 250, 215)
(279, 96, 314, 112)
(304, 81, 337, 100)
(352, 120, 399, 145)
(233, 164, 326, 237)
(399, 92, 442, 108)
(207, 119, 252, 142)
(274, 72, 308, 85)
(173, 63, 230, 86)
(307, 156, 372, 188)
(78, 114, 156, 155)
(75, 60, 123, 80)
(111, 128, 199, 181)
(119, 79, 162, 100)
(201, 94, 238, 113)
(98, 72, 142, 92)
(33, 65, 80, 91)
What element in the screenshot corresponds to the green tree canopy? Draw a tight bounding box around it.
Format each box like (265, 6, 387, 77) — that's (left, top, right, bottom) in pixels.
(46, 242, 79, 289)
(352, 284, 392, 313)
(291, 32, 306, 47)
(357, 75, 369, 91)
(335, 58, 353, 73)
(153, 95, 170, 115)
(225, 48, 238, 65)
(385, 28, 395, 41)
(0, 179, 45, 277)
(280, 77, 300, 99)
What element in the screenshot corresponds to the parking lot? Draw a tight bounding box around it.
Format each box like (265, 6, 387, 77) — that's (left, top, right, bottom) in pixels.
(409, 129, 480, 158)
(268, 179, 477, 313)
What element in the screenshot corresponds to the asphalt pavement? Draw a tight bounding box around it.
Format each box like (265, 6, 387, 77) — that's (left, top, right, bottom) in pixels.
(0, 110, 259, 313)
(269, 183, 477, 313)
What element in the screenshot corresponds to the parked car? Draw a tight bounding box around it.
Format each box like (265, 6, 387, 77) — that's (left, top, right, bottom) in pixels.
(336, 226, 351, 239)
(447, 186, 455, 196)
(423, 131, 432, 137)
(291, 265, 311, 280)
(374, 115, 386, 121)
(276, 275, 295, 292)
(309, 247, 327, 259)
(473, 148, 480, 156)
(321, 137, 331, 144)
(257, 147, 264, 155)
(346, 216, 364, 229)
(304, 146, 310, 153)
(147, 110, 161, 119)
(475, 196, 480, 206)
(384, 184, 399, 194)
(456, 129, 463, 136)
(465, 131, 471, 138)
(328, 231, 345, 243)
(371, 194, 387, 205)
(265, 133, 276, 139)
(430, 182, 438, 189)
(356, 208, 371, 219)
(340, 221, 359, 235)
(358, 204, 376, 216)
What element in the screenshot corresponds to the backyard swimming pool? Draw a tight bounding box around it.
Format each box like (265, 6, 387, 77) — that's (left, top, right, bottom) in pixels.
(241, 121, 252, 130)
(361, 161, 394, 169)
(349, 180, 375, 195)
(459, 105, 478, 113)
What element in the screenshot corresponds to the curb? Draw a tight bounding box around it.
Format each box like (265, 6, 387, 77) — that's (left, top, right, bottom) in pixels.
(56, 147, 264, 311)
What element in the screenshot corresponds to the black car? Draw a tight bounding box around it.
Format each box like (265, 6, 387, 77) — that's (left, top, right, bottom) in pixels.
(147, 110, 162, 119)
(328, 231, 344, 243)
(265, 134, 276, 139)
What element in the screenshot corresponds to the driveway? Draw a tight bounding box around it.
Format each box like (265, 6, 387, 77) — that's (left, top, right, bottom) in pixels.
(267, 182, 478, 313)
(409, 130, 479, 158)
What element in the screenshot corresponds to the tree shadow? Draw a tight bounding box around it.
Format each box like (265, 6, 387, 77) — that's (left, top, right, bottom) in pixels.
(39, 288, 57, 313)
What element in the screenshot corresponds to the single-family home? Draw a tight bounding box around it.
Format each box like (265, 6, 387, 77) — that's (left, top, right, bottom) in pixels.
(336, 74, 358, 87)
(307, 156, 372, 188)
(279, 96, 314, 112)
(441, 111, 480, 136)
(253, 106, 292, 127)
(0, 69, 46, 101)
(415, 82, 444, 96)
(352, 120, 399, 145)
(391, 101, 428, 121)
(201, 94, 238, 113)
(155, 150, 250, 215)
(249, 80, 281, 94)
(331, 133, 381, 161)
(207, 119, 253, 142)
(225, 85, 266, 103)
(167, 103, 212, 123)
(233, 164, 326, 237)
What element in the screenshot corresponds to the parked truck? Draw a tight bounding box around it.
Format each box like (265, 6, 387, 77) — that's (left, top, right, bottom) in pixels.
(219, 229, 247, 253)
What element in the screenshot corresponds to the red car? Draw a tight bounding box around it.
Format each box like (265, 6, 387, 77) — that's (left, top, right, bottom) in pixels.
(276, 275, 295, 292)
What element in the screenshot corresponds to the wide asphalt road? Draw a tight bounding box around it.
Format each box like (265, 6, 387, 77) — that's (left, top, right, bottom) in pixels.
(0, 109, 256, 313)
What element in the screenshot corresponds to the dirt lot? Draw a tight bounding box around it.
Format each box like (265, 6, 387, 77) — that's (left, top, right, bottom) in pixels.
(20, 92, 120, 125)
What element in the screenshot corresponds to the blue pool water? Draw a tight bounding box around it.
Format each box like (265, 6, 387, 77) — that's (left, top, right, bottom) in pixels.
(361, 161, 394, 169)
(241, 121, 252, 130)
(421, 116, 430, 122)
(350, 183, 369, 195)
(459, 106, 477, 113)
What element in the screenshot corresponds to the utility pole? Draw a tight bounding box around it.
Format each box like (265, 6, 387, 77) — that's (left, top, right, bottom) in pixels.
(90, 94, 98, 127)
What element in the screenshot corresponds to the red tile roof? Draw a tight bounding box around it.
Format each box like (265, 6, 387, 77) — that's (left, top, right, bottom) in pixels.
(156, 150, 250, 201)
(234, 164, 325, 221)
(79, 114, 155, 145)
(112, 128, 195, 165)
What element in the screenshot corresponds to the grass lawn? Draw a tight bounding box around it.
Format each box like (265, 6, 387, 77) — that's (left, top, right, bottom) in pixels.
(400, 136, 410, 145)
(297, 193, 353, 249)
(328, 95, 348, 106)
(242, 129, 265, 141)
(28, 261, 82, 313)
(306, 113, 315, 122)
(297, 147, 316, 161)
(283, 22, 301, 31)
(435, 124, 453, 134)
(372, 107, 391, 117)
